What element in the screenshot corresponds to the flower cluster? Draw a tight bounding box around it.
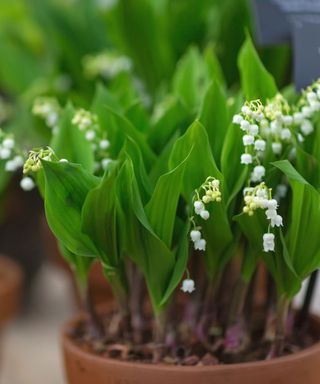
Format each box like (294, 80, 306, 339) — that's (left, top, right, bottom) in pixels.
(83, 52, 132, 80)
(21, 147, 56, 191)
(243, 183, 283, 252)
(72, 109, 112, 172)
(0, 129, 24, 173)
(189, 177, 222, 252)
(32, 97, 61, 133)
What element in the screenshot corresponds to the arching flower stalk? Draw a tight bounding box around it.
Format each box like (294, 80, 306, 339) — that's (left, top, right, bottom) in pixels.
(181, 177, 222, 295)
(72, 108, 112, 172)
(32, 97, 61, 134)
(243, 183, 283, 253)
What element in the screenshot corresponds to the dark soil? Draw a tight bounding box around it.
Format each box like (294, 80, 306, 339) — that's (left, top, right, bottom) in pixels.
(67, 309, 319, 367)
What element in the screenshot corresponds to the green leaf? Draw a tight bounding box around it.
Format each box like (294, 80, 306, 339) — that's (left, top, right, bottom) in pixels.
(116, 159, 178, 312)
(273, 161, 320, 279)
(145, 156, 188, 248)
(169, 120, 221, 199)
(238, 35, 278, 102)
(50, 104, 94, 172)
(172, 47, 207, 111)
(198, 80, 229, 166)
(81, 168, 119, 268)
(42, 160, 99, 257)
(147, 96, 188, 153)
(58, 242, 94, 285)
(169, 120, 233, 278)
(160, 222, 190, 306)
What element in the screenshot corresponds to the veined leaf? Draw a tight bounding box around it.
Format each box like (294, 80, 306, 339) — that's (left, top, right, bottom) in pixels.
(145, 155, 188, 248)
(81, 168, 119, 267)
(238, 35, 277, 102)
(199, 80, 229, 166)
(273, 161, 320, 279)
(42, 160, 99, 257)
(116, 159, 177, 312)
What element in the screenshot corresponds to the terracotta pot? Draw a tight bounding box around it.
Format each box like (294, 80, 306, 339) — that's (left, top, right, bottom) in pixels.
(0, 256, 22, 328)
(62, 314, 320, 384)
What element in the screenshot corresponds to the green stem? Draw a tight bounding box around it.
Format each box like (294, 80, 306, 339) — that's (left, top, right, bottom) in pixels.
(153, 308, 167, 362)
(104, 266, 131, 337)
(272, 295, 290, 357)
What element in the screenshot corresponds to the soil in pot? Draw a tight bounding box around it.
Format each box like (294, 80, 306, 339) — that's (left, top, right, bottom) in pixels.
(0, 255, 23, 328)
(62, 309, 320, 384)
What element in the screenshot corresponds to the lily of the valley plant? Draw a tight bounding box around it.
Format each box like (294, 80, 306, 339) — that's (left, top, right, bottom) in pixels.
(22, 38, 320, 365)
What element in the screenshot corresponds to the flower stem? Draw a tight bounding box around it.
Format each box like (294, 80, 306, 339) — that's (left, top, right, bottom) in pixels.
(267, 295, 290, 358)
(153, 309, 167, 362)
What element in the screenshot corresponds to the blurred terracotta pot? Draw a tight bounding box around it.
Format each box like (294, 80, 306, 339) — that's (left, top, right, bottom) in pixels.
(0, 255, 22, 328)
(62, 314, 320, 384)
(41, 216, 112, 307)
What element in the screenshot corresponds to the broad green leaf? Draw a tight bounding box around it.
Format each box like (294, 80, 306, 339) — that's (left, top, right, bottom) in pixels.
(116, 160, 177, 312)
(169, 121, 233, 278)
(273, 161, 320, 279)
(58, 242, 94, 285)
(120, 138, 152, 203)
(238, 35, 277, 102)
(172, 47, 207, 111)
(235, 210, 300, 296)
(42, 160, 99, 257)
(169, 120, 221, 199)
(145, 156, 188, 248)
(147, 96, 188, 152)
(50, 104, 94, 172)
(198, 80, 229, 166)
(81, 168, 119, 268)
(204, 44, 226, 89)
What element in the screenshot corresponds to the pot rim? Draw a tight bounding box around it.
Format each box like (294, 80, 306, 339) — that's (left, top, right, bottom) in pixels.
(62, 313, 320, 373)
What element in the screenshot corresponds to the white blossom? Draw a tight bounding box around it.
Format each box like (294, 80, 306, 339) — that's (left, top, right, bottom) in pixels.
(241, 153, 253, 164)
(101, 158, 112, 170)
(293, 112, 304, 124)
(272, 142, 282, 155)
(263, 233, 275, 252)
(243, 135, 254, 146)
(194, 201, 204, 215)
(254, 139, 266, 151)
(240, 120, 250, 131)
(194, 238, 206, 251)
(249, 124, 259, 136)
(0, 147, 11, 159)
(190, 230, 201, 242)
(280, 128, 292, 140)
(301, 120, 314, 135)
(2, 138, 14, 149)
(181, 279, 195, 293)
(251, 165, 265, 182)
(271, 214, 283, 228)
(20, 177, 35, 191)
(200, 210, 210, 220)
(100, 139, 110, 149)
(233, 114, 243, 124)
(85, 130, 96, 141)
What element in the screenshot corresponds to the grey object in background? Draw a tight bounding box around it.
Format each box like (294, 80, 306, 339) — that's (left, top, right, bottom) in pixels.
(251, 0, 291, 46)
(292, 15, 320, 90)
